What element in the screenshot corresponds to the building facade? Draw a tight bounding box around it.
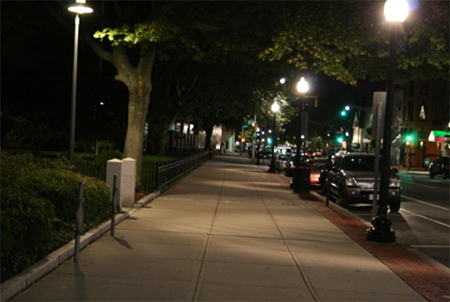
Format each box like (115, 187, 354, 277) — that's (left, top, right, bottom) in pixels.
(399, 80, 449, 169)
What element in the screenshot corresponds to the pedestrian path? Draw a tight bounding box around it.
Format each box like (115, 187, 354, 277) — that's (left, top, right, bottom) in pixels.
(9, 155, 426, 301)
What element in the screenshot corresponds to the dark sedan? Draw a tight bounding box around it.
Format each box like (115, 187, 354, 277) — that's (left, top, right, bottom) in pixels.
(429, 156, 449, 179)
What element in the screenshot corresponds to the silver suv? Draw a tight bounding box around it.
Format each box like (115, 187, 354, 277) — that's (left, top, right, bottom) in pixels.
(325, 152, 401, 212)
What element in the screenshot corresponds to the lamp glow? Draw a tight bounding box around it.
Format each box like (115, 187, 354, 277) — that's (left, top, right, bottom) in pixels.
(296, 77, 309, 93)
(69, 0, 93, 14)
(271, 102, 280, 113)
(384, 0, 409, 22)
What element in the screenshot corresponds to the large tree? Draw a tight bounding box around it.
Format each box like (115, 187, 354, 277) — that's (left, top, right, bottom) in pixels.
(43, 0, 448, 189)
(260, 1, 449, 84)
(45, 1, 280, 188)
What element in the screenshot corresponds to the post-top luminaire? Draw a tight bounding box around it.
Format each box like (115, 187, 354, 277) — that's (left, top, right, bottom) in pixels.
(271, 101, 280, 113)
(384, 0, 409, 22)
(69, 0, 93, 14)
(296, 77, 309, 93)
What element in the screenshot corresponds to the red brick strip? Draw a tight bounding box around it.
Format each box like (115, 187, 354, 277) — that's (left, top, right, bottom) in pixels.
(270, 173, 449, 301)
(305, 199, 450, 302)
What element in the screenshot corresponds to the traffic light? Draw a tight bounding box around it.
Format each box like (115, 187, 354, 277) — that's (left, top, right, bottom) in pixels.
(340, 105, 350, 117)
(336, 131, 344, 144)
(402, 128, 415, 143)
(405, 134, 414, 142)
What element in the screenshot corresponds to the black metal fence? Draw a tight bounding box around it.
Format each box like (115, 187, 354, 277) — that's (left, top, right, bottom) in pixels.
(73, 160, 106, 180)
(73, 152, 209, 193)
(156, 151, 209, 190)
(140, 160, 159, 193)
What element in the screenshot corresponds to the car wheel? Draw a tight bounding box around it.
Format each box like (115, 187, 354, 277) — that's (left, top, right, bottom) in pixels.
(429, 171, 435, 178)
(338, 188, 349, 209)
(389, 202, 400, 212)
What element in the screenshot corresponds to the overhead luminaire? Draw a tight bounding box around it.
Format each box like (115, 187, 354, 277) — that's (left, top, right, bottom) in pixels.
(384, 0, 409, 22)
(296, 77, 309, 93)
(69, 0, 93, 14)
(271, 102, 280, 113)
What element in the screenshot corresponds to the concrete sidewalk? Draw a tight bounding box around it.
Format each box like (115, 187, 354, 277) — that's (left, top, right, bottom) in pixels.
(8, 155, 427, 301)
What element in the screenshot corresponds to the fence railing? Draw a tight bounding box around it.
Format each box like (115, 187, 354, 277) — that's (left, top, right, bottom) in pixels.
(156, 151, 209, 189)
(140, 160, 159, 193)
(73, 152, 209, 193)
(73, 160, 106, 180)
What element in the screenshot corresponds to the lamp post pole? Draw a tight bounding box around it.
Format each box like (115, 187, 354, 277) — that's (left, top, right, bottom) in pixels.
(269, 101, 280, 173)
(292, 77, 309, 192)
(69, 14, 80, 163)
(68, 0, 93, 163)
(367, 0, 408, 243)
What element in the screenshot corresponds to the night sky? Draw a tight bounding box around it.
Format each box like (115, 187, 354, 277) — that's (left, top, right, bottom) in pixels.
(1, 1, 387, 151)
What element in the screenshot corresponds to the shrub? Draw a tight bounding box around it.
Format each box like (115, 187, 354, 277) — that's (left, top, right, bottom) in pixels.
(0, 189, 62, 282)
(95, 149, 123, 165)
(0, 151, 111, 282)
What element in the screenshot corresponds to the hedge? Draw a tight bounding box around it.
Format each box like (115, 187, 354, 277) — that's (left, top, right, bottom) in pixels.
(1, 152, 111, 282)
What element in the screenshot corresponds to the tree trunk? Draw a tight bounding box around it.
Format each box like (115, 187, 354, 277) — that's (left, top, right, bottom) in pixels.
(123, 84, 151, 191)
(111, 46, 155, 191)
(204, 126, 213, 152)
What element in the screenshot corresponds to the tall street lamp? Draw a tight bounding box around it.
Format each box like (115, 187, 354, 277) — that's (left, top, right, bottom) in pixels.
(68, 0, 93, 163)
(269, 101, 280, 173)
(367, 0, 408, 243)
(292, 77, 309, 192)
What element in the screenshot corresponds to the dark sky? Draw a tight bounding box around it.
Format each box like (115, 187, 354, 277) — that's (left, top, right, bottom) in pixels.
(2, 1, 129, 149)
(1, 1, 387, 150)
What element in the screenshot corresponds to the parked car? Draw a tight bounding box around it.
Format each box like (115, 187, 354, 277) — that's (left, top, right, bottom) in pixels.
(309, 157, 329, 188)
(276, 153, 291, 172)
(429, 156, 449, 179)
(285, 154, 313, 177)
(325, 152, 401, 212)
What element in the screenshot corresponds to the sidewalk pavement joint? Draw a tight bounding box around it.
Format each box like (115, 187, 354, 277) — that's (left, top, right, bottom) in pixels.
(270, 172, 449, 302)
(2, 155, 449, 301)
(1, 192, 160, 301)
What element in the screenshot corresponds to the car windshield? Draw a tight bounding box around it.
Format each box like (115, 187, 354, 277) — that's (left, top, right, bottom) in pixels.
(343, 156, 375, 171)
(312, 159, 328, 169)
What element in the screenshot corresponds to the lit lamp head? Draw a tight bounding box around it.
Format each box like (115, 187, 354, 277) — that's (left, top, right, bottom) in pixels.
(296, 77, 309, 94)
(271, 101, 280, 113)
(69, 0, 93, 14)
(384, 0, 409, 22)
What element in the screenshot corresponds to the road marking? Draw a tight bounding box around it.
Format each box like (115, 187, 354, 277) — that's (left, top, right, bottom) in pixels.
(400, 208, 450, 228)
(401, 180, 435, 189)
(411, 245, 450, 248)
(402, 195, 449, 210)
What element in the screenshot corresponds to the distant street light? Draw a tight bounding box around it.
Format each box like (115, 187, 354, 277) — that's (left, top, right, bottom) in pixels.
(269, 101, 280, 173)
(367, 0, 408, 243)
(292, 77, 309, 192)
(68, 0, 93, 163)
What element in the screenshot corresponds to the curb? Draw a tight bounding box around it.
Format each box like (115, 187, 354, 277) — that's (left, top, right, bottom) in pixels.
(0, 191, 160, 302)
(270, 172, 450, 301)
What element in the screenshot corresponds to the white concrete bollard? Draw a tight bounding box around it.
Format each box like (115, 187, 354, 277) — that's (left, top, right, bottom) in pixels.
(121, 158, 136, 208)
(106, 158, 136, 208)
(106, 159, 122, 207)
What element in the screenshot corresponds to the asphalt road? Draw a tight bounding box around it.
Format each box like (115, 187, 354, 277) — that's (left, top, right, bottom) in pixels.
(340, 170, 450, 269)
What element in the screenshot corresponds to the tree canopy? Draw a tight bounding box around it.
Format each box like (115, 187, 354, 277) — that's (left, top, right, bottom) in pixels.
(260, 1, 449, 85)
(3, 1, 448, 188)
